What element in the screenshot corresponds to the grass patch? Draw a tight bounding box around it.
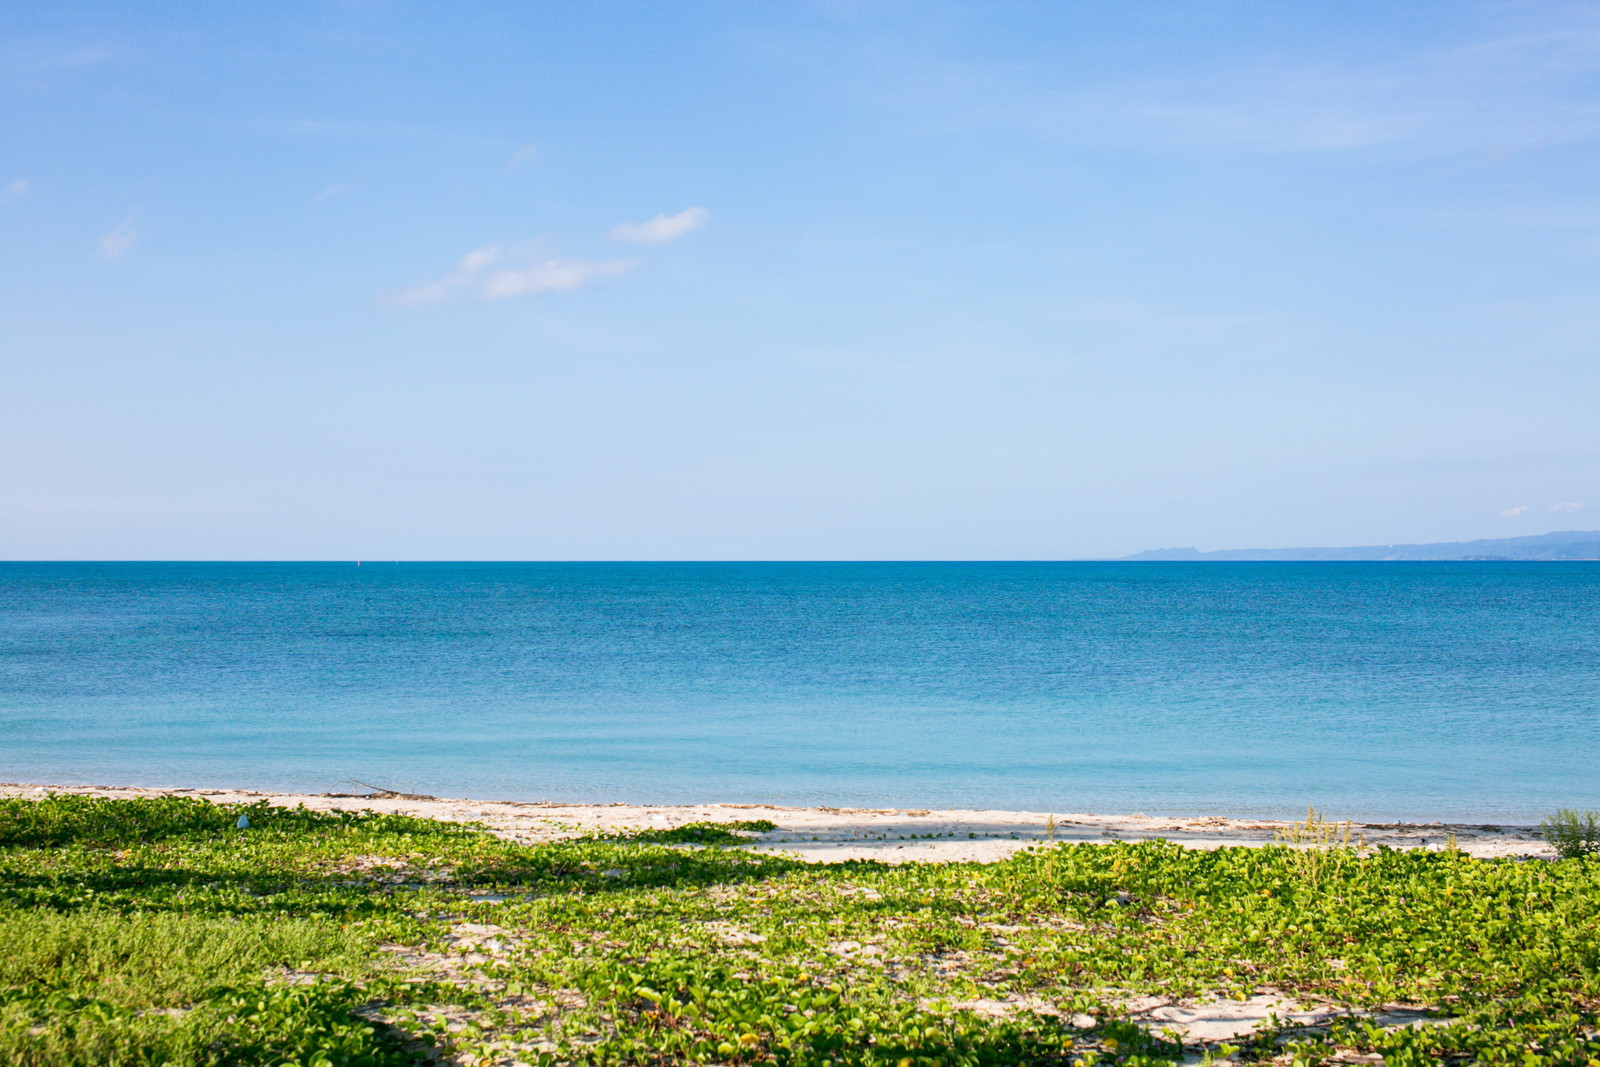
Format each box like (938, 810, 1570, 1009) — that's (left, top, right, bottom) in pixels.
(4, 795, 1599, 1065)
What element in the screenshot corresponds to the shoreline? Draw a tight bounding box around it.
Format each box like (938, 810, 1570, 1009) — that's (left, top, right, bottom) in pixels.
(1, 781, 1550, 860)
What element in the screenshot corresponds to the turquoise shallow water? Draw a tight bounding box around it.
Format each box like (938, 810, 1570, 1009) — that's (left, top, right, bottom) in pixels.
(2, 561, 1597, 820)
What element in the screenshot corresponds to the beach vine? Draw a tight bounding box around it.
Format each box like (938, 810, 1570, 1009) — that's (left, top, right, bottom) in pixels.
(3, 795, 1599, 1066)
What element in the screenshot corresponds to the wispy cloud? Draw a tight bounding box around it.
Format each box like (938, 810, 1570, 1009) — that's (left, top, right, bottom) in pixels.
(39, 46, 115, 70)
(249, 116, 440, 141)
(1060, 298, 1271, 332)
(1549, 501, 1583, 513)
(506, 144, 539, 172)
(5, 43, 119, 89)
(97, 218, 137, 261)
(480, 257, 637, 299)
(767, 8, 1600, 157)
(608, 206, 710, 244)
(1501, 505, 1529, 518)
(2, 179, 29, 201)
(393, 243, 638, 306)
(313, 182, 352, 203)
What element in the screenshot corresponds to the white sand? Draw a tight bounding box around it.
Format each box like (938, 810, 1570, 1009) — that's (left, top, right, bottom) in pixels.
(0, 781, 1550, 860)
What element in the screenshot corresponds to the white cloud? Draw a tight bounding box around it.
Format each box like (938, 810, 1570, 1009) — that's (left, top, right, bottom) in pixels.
(607, 206, 710, 244)
(1501, 505, 1529, 518)
(393, 243, 637, 306)
(2, 179, 29, 201)
(392, 245, 503, 306)
(97, 219, 137, 261)
(481, 257, 637, 299)
(506, 145, 539, 171)
(1549, 501, 1583, 513)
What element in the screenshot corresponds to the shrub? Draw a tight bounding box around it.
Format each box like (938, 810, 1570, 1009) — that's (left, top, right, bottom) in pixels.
(1540, 809, 1600, 859)
(621, 819, 777, 845)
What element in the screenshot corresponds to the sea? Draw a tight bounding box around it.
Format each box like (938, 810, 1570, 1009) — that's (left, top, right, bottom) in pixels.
(2, 561, 1597, 822)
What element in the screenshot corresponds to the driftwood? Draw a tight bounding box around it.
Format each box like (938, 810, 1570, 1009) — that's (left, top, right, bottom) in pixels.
(320, 779, 439, 801)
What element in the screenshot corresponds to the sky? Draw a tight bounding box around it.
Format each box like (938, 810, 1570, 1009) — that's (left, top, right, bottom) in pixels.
(3, 1, 1599, 560)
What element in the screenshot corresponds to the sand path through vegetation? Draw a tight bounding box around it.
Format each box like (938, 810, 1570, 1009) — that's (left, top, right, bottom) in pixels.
(0, 782, 1549, 860)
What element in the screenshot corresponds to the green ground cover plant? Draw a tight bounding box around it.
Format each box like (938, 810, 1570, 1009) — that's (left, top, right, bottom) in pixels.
(617, 820, 778, 846)
(3, 795, 1599, 1066)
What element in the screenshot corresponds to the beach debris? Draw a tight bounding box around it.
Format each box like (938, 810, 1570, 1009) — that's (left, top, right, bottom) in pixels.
(338, 779, 440, 801)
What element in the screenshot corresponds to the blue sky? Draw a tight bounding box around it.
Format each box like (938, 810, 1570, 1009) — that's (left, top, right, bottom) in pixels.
(4, 1, 1599, 560)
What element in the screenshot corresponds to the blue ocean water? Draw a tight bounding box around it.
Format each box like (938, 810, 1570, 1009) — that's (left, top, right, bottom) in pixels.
(2, 562, 1597, 821)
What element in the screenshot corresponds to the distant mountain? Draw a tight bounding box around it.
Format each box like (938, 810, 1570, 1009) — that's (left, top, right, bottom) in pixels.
(1123, 530, 1600, 562)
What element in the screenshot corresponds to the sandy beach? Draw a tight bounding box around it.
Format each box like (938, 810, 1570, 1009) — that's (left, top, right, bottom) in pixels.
(1, 781, 1551, 861)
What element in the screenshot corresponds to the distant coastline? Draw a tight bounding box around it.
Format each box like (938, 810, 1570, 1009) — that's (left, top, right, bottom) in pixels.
(1123, 529, 1600, 562)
